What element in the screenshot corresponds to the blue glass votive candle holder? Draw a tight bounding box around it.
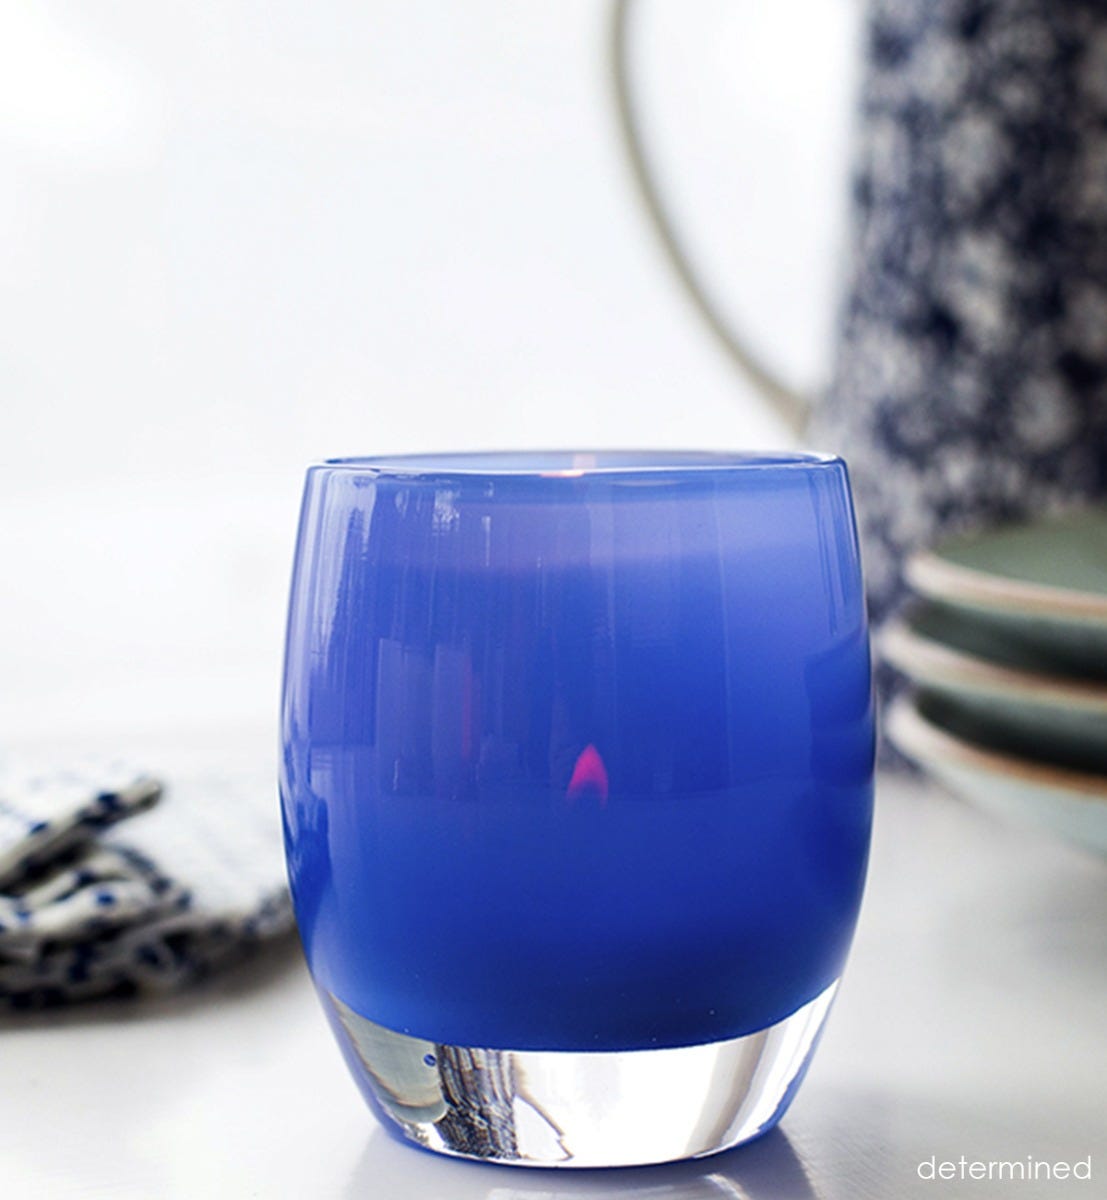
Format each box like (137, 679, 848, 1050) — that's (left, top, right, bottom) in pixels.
(280, 451, 874, 1168)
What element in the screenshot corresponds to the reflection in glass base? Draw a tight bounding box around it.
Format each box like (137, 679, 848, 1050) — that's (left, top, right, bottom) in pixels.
(324, 982, 838, 1169)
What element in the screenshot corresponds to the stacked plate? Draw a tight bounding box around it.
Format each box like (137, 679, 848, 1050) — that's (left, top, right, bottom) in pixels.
(883, 507, 1107, 857)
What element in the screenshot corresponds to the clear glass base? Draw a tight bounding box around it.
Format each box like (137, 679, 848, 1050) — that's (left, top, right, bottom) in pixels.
(324, 981, 838, 1168)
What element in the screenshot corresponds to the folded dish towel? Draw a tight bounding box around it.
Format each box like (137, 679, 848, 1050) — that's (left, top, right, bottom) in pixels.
(0, 758, 293, 1008)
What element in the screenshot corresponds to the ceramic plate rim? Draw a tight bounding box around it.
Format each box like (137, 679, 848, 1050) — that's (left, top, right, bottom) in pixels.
(879, 616, 1107, 713)
(885, 696, 1107, 801)
(905, 550, 1107, 625)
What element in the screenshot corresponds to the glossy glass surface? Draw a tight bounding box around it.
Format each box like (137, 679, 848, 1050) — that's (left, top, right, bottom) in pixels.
(281, 452, 874, 1053)
(320, 980, 839, 1167)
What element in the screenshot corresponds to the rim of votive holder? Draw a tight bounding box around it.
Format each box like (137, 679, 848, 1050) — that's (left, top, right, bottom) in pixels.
(317, 449, 844, 478)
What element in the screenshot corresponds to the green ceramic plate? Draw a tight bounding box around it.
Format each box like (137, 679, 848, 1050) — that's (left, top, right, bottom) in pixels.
(880, 604, 1107, 773)
(905, 508, 1107, 676)
(886, 695, 1107, 858)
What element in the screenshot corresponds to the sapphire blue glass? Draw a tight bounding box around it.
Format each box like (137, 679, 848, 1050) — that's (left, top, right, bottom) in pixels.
(281, 452, 874, 1053)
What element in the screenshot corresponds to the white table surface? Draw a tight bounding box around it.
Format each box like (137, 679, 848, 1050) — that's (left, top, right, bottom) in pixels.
(1, 770, 1104, 1199)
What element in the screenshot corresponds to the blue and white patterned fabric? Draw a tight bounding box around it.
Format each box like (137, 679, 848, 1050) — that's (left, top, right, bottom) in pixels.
(0, 760, 293, 1008)
(0, 761, 161, 889)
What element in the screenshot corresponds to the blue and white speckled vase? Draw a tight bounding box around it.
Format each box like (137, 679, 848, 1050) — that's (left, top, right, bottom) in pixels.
(820, 0, 1107, 622)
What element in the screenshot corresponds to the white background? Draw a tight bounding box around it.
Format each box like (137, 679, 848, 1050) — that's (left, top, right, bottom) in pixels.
(0, 0, 860, 740)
